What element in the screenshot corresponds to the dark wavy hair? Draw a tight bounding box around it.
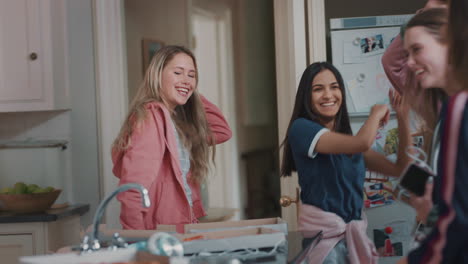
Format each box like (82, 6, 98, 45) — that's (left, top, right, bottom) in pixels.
(280, 62, 352, 177)
(448, 0, 468, 90)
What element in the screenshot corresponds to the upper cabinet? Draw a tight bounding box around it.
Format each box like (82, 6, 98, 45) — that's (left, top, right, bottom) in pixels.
(0, 0, 69, 112)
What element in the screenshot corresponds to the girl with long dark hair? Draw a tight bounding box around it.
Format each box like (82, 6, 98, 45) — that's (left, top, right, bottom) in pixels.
(281, 62, 410, 263)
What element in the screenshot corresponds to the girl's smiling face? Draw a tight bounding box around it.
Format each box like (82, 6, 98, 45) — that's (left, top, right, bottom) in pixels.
(160, 53, 197, 110)
(310, 69, 342, 127)
(404, 26, 448, 90)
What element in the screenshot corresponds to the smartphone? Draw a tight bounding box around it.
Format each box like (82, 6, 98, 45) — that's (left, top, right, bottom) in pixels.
(398, 163, 434, 196)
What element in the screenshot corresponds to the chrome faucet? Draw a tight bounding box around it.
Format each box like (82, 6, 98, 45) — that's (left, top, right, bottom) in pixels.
(80, 183, 151, 252)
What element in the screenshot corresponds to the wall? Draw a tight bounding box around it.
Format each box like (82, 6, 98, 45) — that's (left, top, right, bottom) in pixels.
(124, 0, 191, 103)
(0, 112, 72, 204)
(67, 0, 100, 227)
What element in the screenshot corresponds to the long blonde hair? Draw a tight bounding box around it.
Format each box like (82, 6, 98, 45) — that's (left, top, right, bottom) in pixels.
(112, 45, 214, 183)
(403, 8, 449, 154)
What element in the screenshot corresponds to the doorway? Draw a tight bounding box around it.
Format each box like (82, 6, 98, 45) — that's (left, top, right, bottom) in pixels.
(191, 6, 241, 216)
(191, 0, 280, 220)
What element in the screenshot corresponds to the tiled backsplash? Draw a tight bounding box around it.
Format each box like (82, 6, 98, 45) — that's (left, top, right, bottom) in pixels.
(0, 110, 72, 204)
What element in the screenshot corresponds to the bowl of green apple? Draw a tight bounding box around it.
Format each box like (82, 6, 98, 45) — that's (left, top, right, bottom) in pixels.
(0, 182, 61, 214)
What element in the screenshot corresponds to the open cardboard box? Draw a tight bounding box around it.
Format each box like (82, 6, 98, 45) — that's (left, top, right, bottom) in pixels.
(93, 217, 287, 243)
(173, 217, 287, 234)
(175, 227, 286, 255)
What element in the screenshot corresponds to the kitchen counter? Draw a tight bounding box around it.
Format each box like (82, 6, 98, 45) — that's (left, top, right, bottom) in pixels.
(18, 230, 323, 264)
(145, 230, 323, 263)
(0, 203, 89, 223)
(0, 204, 89, 263)
(88, 220, 322, 263)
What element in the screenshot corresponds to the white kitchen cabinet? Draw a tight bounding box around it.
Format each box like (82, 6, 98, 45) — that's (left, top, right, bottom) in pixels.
(0, 234, 34, 264)
(0, 0, 70, 112)
(0, 215, 81, 264)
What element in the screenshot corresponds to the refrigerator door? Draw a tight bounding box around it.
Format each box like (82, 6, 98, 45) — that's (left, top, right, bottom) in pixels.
(331, 26, 400, 115)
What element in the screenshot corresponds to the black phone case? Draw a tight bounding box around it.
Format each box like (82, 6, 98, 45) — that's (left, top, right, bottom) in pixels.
(398, 163, 433, 196)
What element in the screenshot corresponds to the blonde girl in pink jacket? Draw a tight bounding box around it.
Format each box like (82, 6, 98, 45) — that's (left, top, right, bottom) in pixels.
(112, 45, 232, 230)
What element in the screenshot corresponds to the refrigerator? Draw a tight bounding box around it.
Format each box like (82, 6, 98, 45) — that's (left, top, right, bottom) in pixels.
(330, 14, 413, 116)
(330, 14, 417, 264)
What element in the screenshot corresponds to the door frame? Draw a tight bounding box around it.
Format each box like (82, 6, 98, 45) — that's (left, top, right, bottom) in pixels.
(92, 0, 128, 228)
(191, 5, 242, 217)
(273, 0, 325, 230)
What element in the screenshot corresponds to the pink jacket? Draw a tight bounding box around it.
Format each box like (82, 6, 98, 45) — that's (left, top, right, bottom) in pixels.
(112, 96, 232, 230)
(381, 35, 414, 95)
(298, 203, 378, 264)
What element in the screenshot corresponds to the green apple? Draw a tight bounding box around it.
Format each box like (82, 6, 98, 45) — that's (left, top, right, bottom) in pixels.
(26, 184, 40, 194)
(13, 182, 28, 194)
(44, 186, 55, 192)
(0, 187, 13, 194)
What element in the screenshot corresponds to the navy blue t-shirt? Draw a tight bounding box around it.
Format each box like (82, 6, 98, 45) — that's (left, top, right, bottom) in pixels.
(288, 118, 366, 223)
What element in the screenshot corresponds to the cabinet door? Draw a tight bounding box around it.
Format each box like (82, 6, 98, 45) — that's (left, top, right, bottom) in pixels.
(0, 234, 34, 264)
(0, 0, 52, 110)
(0, 0, 70, 112)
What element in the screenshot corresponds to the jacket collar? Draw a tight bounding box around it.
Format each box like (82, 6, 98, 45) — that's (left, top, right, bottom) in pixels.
(149, 102, 185, 183)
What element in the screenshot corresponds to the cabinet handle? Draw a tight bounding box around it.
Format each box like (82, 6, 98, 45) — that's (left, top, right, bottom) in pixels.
(29, 52, 38, 61)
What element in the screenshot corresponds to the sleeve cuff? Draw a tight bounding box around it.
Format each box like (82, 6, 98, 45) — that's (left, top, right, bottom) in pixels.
(308, 128, 329, 158)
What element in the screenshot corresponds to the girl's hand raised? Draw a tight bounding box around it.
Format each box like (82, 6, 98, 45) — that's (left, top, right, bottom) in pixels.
(389, 88, 409, 117)
(370, 104, 390, 127)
